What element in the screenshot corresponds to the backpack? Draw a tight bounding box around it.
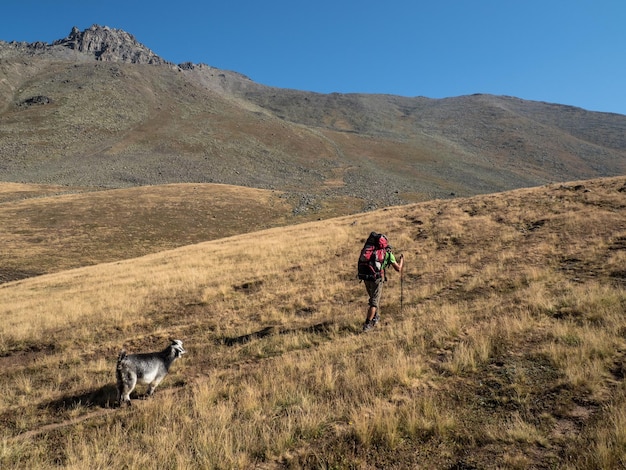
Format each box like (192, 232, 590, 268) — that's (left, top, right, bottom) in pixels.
(357, 232, 389, 282)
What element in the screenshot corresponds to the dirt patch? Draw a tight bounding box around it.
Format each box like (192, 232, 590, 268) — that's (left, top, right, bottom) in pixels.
(0, 342, 56, 369)
(0, 267, 42, 284)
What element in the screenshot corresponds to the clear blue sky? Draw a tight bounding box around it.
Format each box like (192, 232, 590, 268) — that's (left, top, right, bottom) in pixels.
(2, 1, 625, 115)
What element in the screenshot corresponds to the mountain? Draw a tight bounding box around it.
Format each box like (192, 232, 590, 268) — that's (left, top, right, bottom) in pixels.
(1, 25, 625, 211)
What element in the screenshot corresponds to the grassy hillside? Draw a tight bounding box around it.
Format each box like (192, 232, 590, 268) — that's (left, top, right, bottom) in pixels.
(1, 176, 625, 468)
(0, 182, 366, 283)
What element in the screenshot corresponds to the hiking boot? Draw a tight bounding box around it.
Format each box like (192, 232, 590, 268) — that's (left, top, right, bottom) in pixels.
(372, 313, 380, 326)
(362, 320, 373, 332)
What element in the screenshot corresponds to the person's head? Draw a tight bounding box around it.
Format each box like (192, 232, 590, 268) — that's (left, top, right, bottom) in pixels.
(378, 234, 389, 249)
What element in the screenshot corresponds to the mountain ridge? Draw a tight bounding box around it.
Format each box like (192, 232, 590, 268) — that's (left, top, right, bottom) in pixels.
(0, 24, 171, 65)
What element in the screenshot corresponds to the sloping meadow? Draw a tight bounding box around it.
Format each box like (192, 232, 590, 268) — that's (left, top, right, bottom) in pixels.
(1, 177, 625, 468)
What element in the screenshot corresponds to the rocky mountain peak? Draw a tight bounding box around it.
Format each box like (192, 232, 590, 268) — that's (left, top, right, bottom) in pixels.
(52, 24, 170, 65)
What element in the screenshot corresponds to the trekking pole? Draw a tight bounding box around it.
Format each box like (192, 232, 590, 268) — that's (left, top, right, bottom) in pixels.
(400, 256, 404, 315)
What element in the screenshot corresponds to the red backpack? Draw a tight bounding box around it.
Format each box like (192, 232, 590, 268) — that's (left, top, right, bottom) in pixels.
(357, 232, 389, 282)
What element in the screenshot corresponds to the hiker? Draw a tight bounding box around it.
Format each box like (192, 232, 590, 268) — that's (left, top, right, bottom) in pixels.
(357, 232, 404, 332)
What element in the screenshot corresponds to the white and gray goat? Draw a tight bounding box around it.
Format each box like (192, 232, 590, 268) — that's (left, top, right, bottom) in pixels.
(116, 339, 186, 406)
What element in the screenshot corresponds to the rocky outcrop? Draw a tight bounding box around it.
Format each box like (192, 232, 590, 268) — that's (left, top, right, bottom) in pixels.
(18, 95, 52, 107)
(52, 25, 170, 65)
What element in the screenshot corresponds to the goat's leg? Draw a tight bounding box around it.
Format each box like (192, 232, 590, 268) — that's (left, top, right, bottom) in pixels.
(118, 374, 137, 406)
(146, 376, 165, 396)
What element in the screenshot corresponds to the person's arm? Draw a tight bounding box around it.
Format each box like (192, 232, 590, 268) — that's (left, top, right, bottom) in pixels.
(391, 253, 404, 272)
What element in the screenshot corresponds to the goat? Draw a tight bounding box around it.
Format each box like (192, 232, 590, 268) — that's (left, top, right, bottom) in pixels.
(116, 339, 186, 407)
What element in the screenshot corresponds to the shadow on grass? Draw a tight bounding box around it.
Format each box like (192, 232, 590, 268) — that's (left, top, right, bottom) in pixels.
(222, 321, 346, 346)
(45, 383, 118, 410)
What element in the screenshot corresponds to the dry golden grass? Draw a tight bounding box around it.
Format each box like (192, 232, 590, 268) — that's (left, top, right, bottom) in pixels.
(0, 182, 363, 280)
(1, 176, 625, 468)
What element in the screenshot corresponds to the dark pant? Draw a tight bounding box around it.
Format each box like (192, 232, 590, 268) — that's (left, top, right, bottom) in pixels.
(365, 280, 383, 308)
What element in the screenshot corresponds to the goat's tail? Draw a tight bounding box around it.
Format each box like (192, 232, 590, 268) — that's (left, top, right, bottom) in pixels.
(117, 349, 127, 367)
